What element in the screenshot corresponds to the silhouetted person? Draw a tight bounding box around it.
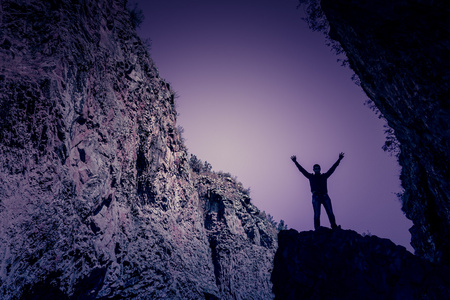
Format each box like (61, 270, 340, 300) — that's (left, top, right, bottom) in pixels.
(291, 153, 344, 230)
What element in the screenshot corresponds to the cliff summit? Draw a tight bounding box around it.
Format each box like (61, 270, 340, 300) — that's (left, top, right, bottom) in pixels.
(272, 228, 450, 299)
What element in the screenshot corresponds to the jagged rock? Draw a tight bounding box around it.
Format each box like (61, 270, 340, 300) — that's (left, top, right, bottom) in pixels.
(196, 173, 278, 299)
(272, 228, 450, 299)
(0, 0, 276, 299)
(319, 0, 450, 264)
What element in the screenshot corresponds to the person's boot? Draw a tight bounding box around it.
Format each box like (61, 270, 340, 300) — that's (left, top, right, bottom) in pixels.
(331, 223, 341, 230)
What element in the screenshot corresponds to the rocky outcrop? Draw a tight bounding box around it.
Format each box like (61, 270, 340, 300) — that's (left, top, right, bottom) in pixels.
(196, 173, 277, 299)
(318, 0, 450, 264)
(0, 0, 276, 299)
(272, 228, 450, 299)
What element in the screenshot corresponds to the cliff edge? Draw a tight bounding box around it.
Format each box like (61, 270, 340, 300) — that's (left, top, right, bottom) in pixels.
(272, 228, 449, 299)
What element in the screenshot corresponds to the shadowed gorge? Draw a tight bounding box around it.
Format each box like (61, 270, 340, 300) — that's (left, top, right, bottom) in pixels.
(0, 0, 449, 298)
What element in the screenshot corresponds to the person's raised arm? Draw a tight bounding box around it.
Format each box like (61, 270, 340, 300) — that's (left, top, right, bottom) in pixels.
(291, 155, 311, 178)
(324, 152, 344, 178)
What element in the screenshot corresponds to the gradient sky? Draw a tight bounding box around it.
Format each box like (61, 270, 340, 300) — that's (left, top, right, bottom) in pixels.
(134, 0, 413, 251)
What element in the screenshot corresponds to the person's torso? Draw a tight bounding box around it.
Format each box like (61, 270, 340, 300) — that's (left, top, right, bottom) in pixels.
(309, 174, 328, 194)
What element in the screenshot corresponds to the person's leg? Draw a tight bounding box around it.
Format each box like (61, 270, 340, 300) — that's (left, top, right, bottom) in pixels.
(322, 194, 338, 229)
(312, 195, 321, 230)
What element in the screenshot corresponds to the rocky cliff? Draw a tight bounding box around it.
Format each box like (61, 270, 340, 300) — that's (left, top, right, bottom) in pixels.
(316, 0, 449, 264)
(0, 0, 277, 299)
(272, 229, 450, 299)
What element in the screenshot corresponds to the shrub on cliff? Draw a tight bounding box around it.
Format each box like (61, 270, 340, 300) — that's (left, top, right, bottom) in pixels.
(126, 2, 144, 29)
(267, 214, 288, 231)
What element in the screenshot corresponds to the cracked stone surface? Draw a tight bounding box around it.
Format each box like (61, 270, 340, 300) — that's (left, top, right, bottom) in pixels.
(0, 1, 277, 298)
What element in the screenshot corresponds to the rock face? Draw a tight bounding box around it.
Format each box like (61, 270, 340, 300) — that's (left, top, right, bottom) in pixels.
(319, 0, 450, 264)
(0, 0, 276, 299)
(272, 229, 450, 299)
(196, 173, 277, 299)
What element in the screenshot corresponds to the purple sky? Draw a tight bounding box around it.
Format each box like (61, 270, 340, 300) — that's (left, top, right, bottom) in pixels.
(134, 0, 413, 251)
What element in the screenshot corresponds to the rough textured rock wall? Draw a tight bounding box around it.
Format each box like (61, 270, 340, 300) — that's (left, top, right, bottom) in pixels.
(196, 173, 278, 299)
(0, 0, 276, 299)
(272, 229, 450, 299)
(320, 0, 449, 264)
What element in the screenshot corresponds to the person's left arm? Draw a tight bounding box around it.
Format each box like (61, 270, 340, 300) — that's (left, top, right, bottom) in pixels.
(324, 152, 344, 177)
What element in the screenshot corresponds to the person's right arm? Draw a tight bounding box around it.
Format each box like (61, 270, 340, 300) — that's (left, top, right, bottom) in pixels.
(291, 155, 311, 178)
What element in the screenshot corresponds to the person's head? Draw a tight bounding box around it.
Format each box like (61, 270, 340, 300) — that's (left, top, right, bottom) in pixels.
(313, 164, 321, 174)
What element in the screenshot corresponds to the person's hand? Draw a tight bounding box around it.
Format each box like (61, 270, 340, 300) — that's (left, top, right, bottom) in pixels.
(290, 155, 297, 162)
(339, 152, 345, 160)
